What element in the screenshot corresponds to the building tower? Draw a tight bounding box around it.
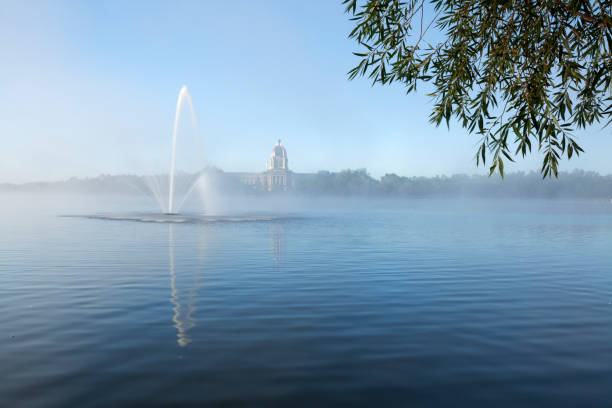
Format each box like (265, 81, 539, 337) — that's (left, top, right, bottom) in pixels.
(269, 139, 288, 170)
(266, 140, 290, 191)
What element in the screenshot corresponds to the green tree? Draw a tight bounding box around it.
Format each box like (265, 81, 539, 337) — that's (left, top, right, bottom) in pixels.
(344, 0, 612, 177)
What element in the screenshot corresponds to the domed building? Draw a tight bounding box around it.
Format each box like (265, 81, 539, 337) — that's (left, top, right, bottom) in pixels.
(236, 140, 294, 191)
(266, 140, 290, 191)
(269, 140, 288, 170)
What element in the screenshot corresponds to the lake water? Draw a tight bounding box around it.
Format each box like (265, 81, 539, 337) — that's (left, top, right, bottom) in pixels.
(1, 194, 611, 407)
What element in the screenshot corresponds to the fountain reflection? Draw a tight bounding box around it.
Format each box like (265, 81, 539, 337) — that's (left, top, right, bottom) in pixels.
(168, 225, 200, 347)
(166, 222, 281, 345)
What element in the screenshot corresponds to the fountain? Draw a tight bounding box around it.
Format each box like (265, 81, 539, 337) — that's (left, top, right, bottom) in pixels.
(168, 85, 199, 214)
(145, 85, 202, 215)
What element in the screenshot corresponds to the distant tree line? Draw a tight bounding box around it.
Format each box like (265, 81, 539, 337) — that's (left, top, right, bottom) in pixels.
(2, 168, 612, 199)
(295, 169, 612, 198)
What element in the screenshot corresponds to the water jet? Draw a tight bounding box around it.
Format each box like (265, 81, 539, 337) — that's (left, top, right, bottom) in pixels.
(144, 85, 202, 214)
(168, 85, 200, 214)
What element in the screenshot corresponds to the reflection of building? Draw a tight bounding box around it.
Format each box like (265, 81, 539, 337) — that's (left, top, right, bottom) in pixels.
(236, 140, 294, 192)
(270, 224, 284, 267)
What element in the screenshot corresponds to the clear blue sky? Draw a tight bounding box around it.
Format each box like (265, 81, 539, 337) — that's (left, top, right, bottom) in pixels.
(1, 0, 611, 183)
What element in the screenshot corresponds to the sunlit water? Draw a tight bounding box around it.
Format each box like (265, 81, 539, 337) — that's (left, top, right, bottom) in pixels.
(1, 193, 611, 407)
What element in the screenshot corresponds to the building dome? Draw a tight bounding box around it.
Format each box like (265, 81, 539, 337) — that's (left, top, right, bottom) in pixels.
(274, 145, 286, 156)
(269, 139, 288, 170)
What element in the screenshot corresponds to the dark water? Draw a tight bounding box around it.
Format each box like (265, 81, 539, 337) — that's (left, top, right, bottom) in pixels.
(1, 194, 611, 407)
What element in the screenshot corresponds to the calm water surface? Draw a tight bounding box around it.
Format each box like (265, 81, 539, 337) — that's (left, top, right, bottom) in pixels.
(1, 194, 611, 407)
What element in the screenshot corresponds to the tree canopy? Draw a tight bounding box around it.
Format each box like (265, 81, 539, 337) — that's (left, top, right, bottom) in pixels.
(344, 0, 612, 177)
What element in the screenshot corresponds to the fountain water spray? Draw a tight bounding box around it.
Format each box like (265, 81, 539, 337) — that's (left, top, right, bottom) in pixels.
(167, 85, 199, 214)
(141, 85, 202, 214)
